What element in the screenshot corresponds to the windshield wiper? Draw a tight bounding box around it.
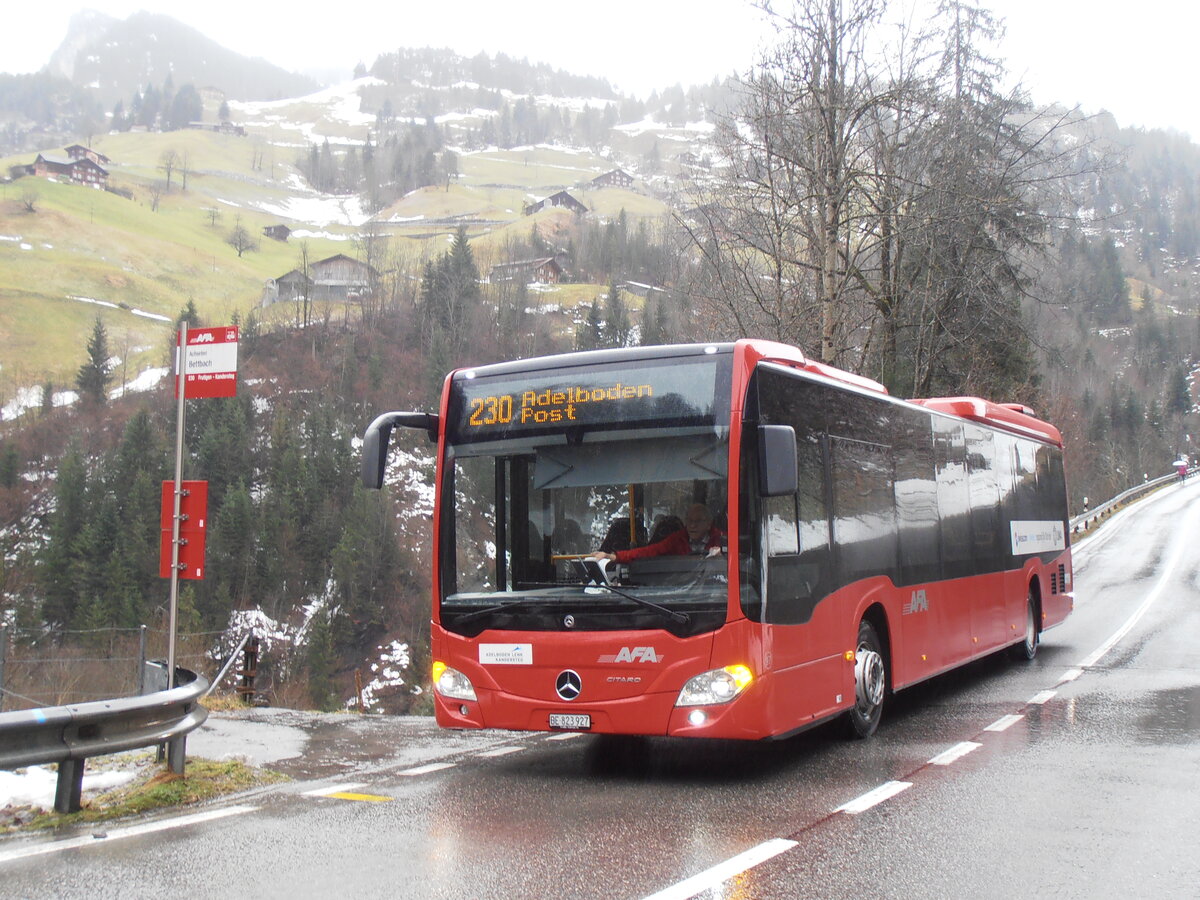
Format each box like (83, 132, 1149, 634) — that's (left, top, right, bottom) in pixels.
(447, 585, 690, 628)
(593, 583, 691, 627)
(450, 596, 560, 625)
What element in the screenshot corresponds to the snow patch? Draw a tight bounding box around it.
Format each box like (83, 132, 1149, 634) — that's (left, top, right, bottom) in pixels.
(351, 640, 413, 711)
(132, 308, 172, 323)
(0, 764, 137, 811)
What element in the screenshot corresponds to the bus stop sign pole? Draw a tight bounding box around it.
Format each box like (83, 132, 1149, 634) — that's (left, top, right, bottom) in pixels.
(167, 321, 188, 690)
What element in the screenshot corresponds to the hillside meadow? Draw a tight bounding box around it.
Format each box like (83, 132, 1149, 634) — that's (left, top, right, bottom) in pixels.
(1, 129, 664, 407)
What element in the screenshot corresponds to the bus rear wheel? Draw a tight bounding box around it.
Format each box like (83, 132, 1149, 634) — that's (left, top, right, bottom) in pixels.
(1012, 589, 1040, 661)
(846, 619, 886, 739)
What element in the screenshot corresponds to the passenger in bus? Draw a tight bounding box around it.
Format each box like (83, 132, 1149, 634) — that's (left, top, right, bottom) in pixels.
(588, 504, 724, 562)
(552, 517, 586, 553)
(647, 514, 684, 544)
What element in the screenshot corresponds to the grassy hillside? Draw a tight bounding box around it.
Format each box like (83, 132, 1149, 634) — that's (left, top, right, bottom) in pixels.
(0, 110, 668, 411)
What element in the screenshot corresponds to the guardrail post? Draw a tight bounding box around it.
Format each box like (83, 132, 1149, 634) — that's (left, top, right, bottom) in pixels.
(55, 758, 85, 814)
(0, 623, 8, 713)
(166, 735, 187, 775)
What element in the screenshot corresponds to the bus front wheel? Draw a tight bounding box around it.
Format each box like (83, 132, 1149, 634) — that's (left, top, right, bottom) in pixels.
(846, 619, 886, 739)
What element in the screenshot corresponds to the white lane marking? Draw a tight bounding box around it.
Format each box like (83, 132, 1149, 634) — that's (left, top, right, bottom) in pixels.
(1078, 512, 1193, 669)
(545, 732, 584, 741)
(984, 714, 1024, 732)
(399, 762, 456, 776)
(1028, 690, 1057, 705)
(0, 805, 257, 865)
(1059, 667, 1084, 684)
(836, 780, 912, 814)
(928, 741, 982, 766)
(640, 838, 799, 900)
(476, 746, 523, 758)
(302, 782, 365, 797)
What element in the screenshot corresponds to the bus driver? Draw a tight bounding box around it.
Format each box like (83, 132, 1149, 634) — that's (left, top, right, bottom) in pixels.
(588, 503, 724, 563)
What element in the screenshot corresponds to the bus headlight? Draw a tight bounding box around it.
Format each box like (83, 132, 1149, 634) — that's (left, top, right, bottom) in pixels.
(432, 661, 477, 701)
(675, 665, 754, 707)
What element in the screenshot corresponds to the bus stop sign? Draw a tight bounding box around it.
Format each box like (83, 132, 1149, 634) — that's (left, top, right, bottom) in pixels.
(177, 326, 238, 399)
(160, 480, 208, 579)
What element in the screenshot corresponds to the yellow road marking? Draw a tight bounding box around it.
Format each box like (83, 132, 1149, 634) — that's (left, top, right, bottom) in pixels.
(326, 792, 392, 803)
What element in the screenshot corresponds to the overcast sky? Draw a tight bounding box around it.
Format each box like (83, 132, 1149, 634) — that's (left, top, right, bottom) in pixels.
(3, 1, 1197, 139)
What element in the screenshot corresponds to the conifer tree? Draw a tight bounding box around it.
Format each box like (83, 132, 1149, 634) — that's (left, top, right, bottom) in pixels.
(40, 447, 88, 627)
(641, 294, 664, 346)
(576, 300, 603, 350)
(76, 316, 112, 406)
(603, 279, 631, 347)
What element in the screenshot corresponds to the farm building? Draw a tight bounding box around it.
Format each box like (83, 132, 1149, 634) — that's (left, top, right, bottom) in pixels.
(64, 144, 110, 166)
(32, 154, 108, 188)
(489, 257, 564, 284)
(263, 254, 378, 306)
(590, 168, 634, 189)
(524, 190, 588, 216)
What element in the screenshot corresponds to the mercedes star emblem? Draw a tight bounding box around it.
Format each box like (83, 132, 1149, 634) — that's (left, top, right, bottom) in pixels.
(555, 669, 582, 701)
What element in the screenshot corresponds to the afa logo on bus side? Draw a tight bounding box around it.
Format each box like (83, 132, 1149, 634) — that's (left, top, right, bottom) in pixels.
(902, 590, 929, 616)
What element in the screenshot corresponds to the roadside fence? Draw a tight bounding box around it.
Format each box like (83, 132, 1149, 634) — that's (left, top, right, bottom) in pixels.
(0, 624, 227, 713)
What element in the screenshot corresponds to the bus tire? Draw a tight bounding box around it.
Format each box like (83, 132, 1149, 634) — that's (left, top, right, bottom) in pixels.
(1012, 589, 1040, 661)
(846, 618, 886, 739)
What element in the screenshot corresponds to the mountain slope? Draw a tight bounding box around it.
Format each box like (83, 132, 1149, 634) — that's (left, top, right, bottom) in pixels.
(55, 10, 316, 105)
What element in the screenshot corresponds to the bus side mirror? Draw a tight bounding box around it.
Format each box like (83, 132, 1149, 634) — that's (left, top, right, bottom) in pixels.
(361, 411, 438, 489)
(758, 424, 797, 497)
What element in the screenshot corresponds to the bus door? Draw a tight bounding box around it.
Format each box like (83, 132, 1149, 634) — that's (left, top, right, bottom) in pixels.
(933, 418, 975, 662)
(965, 425, 1006, 649)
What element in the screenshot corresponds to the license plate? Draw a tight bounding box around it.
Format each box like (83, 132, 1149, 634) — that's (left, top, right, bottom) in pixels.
(549, 713, 591, 730)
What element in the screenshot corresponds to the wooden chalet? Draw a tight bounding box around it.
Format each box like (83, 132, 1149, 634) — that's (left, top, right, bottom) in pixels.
(265, 269, 314, 305)
(32, 154, 108, 188)
(64, 144, 110, 166)
(489, 257, 563, 284)
(311, 254, 378, 300)
(524, 190, 588, 216)
(590, 168, 634, 189)
(263, 254, 378, 306)
(263, 224, 292, 242)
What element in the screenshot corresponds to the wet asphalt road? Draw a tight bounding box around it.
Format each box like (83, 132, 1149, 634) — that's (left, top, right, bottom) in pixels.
(3, 481, 1199, 899)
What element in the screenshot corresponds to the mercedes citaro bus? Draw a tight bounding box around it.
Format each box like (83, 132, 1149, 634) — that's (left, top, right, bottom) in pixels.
(362, 340, 1072, 740)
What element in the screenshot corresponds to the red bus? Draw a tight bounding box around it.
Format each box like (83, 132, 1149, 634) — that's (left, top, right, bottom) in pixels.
(362, 340, 1072, 740)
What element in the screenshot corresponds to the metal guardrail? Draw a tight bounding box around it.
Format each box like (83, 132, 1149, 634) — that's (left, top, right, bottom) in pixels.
(1069, 468, 1194, 533)
(0, 665, 209, 814)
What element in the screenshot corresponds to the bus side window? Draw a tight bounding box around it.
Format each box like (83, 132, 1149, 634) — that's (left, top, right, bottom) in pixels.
(765, 494, 799, 556)
(751, 365, 834, 625)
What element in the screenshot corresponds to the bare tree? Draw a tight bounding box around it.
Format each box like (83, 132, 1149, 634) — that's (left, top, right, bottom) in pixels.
(686, 0, 889, 364)
(355, 225, 389, 330)
(20, 187, 39, 213)
(686, 0, 1090, 398)
(149, 182, 164, 212)
(159, 149, 179, 192)
(295, 240, 313, 327)
(227, 216, 259, 257)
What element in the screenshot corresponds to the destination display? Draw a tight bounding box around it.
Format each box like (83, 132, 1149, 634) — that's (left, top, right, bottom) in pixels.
(448, 357, 725, 443)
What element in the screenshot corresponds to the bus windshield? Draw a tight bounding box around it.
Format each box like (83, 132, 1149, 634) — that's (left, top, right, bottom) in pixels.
(440, 351, 735, 637)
